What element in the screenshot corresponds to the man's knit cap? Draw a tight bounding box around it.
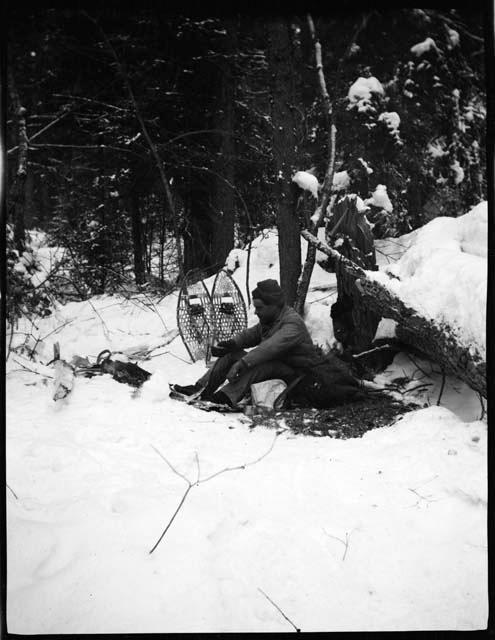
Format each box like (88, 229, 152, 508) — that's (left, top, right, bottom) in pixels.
(252, 279, 286, 307)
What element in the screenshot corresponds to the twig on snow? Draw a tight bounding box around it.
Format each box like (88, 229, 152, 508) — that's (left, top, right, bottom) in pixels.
(323, 528, 353, 561)
(12, 357, 54, 379)
(200, 435, 278, 484)
(149, 435, 278, 554)
(408, 488, 439, 505)
(167, 352, 194, 365)
(150, 444, 191, 485)
(148, 485, 192, 555)
(7, 483, 19, 500)
(258, 587, 301, 632)
(194, 452, 201, 484)
(407, 479, 441, 507)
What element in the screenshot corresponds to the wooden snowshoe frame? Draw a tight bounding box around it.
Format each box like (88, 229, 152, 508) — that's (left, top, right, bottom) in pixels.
(177, 271, 216, 362)
(211, 270, 247, 345)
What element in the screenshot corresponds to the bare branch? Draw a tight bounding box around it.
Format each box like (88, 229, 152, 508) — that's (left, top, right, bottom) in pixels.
(7, 484, 19, 500)
(28, 142, 145, 159)
(12, 357, 54, 379)
(323, 528, 354, 561)
(425, 10, 484, 43)
(151, 445, 192, 486)
(258, 588, 300, 632)
(194, 452, 201, 484)
(436, 369, 446, 405)
(161, 128, 236, 147)
(200, 434, 278, 484)
(53, 93, 130, 112)
(149, 435, 278, 554)
(148, 485, 192, 555)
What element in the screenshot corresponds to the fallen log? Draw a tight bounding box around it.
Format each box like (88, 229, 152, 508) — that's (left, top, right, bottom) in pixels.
(301, 229, 486, 398)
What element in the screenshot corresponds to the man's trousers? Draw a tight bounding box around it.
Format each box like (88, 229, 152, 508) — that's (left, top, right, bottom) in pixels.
(196, 349, 297, 405)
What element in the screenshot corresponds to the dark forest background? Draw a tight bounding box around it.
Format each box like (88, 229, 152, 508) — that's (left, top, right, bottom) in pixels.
(6, 7, 488, 324)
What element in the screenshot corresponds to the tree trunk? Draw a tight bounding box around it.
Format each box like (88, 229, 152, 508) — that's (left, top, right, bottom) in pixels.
(128, 193, 146, 285)
(183, 186, 215, 276)
(267, 19, 301, 306)
(212, 20, 236, 267)
(302, 229, 486, 397)
(8, 69, 28, 253)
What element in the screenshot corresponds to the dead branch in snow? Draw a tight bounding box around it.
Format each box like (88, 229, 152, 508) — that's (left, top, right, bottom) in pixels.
(323, 528, 354, 561)
(149, 435, 278, 554)
(6, 484, 19, 500)
(200, 436, 277, 484)
(12, 356, 54, 379)
(258, 587, 301, 632)
(120, 334, 179, 361)
(157, 351, 192, 365)
(408, 488, 438, 505)
(407, 476, 441, 507)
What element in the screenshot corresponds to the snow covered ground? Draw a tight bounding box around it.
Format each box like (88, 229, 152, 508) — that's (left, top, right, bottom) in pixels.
(6, 204, 488, 633)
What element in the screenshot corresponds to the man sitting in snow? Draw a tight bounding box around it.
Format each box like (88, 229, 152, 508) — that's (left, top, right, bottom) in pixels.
(172, 279, 362, 408)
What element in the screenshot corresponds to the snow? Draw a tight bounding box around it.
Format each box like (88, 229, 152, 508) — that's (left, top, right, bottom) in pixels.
(451, 159, 465, 184)
(292, 170, 319, 198)
(378, 111, 401, 135)
(332, 170, 351, 191)
(358, 157, 373, 174)
(374, 317, 397, 340)
(365, 184, 393, 212)
(447, 28, 460, 48)
(410, 37, 438, 57)
(428, 140, 447, 158)
(347, 76, 384, 111)
(368, 202, 487, 357)
(355, 196, 370, 213)
(6, 214, 487, 633)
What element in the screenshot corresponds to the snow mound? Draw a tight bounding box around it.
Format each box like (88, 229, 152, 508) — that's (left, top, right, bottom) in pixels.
(368, 202, 487, 355)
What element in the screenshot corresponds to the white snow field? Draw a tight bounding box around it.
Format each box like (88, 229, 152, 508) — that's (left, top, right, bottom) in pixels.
(6, 203, 488, 633)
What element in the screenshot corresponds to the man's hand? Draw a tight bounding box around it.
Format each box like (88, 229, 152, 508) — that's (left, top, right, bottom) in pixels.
(227, 358, 248, 383)
(211, 339, 237, 358)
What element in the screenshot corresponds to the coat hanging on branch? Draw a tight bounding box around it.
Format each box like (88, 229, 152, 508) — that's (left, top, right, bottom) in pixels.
(326, 195, 382, 353)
